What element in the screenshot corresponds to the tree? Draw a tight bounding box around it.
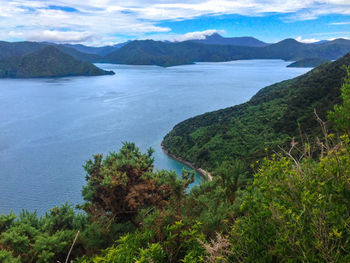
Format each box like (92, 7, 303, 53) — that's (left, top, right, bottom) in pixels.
(81, 142, 183, 225)
(215, 160, 247, 204)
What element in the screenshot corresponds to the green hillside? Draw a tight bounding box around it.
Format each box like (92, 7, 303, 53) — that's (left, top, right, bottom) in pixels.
(0, 46, 114, 78)
(105, 38, 350, 67)
(190, 33, 269, 47)
(287, 57, 330, 67)
(162, 53, 350, 172)
(0, 41, 44, 60)
(0, 41, 101, 62)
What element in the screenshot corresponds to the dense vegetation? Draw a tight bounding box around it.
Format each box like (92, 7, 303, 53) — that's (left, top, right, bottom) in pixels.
(1, 66, 350, 262)
(162, 52, 350, 173)
(0, 46, 114, 78)
(105, 38, 350, 67)
(287, 57, 330, 68)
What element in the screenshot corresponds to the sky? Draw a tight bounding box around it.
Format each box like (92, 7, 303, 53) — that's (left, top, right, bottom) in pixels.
(0, 0, 349, 46)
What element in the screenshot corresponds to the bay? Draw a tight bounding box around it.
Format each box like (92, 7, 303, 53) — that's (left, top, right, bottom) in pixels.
(0, 60, 310, 214)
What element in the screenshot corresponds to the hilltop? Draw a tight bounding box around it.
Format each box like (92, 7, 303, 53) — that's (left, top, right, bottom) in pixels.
(0, 41, 101, 62)
(190, 33, 269, 47)
(0, 46, 114, 78)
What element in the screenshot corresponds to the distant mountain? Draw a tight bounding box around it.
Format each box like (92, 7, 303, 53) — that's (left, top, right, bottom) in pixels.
(162, 52, 350, 172)
(0, 41, 102, 63)
(0, 46, 114, 78)
(55, 45, 102, 63)
(0, 41, 44, 60)
(313, 40, 329, 44)
(258, 38, 350, 61)
(104, 40, 195, 67)
(2, 37, 350, 68)
(287, 57, 330, 68)
(63, 41, 130, 56)
(104, 38, 350, 67)
(190, 33, 269, 47)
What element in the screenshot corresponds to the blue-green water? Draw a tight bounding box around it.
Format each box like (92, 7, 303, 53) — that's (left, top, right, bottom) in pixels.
(0, 60, 310, 214)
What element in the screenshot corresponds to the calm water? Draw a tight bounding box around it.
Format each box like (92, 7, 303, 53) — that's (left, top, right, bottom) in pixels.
(0, 60, 310, 214)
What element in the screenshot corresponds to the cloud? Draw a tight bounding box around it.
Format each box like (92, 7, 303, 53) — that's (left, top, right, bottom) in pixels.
(170, 29, 226, 42)
(328, 37, 350, 40)
(26, 30, 93, 43)
(0, 0, 350, 45)
(311, 31, 350, 36)
(329, 21, 350, 25)
(295, 36, 320, 43)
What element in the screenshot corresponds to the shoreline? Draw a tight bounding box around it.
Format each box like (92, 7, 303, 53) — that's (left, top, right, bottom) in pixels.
(161, 142, 213, 181)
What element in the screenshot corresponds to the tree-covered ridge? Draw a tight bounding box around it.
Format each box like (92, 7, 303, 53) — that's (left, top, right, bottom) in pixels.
(0, 41, 101, 63)
(0, 46, 114, 78)
(162, 53, 350, 172)
(287, 57, 330, 68)
(104, 38, 350, 67)
(190, 33, 269, 47)
(1, 37, 350, 68)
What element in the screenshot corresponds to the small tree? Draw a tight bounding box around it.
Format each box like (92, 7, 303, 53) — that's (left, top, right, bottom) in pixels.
(81, 142, 180, 225)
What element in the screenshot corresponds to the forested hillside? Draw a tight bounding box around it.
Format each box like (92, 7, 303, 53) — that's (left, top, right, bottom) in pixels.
(105, 38, 350, 67)
(0, 41, 101, 62)
(1, 38, 350, 67)
(287, 57, 330, 67)
(162, 53, 350, 172)
(190, 33, 269, 47)
(0, 46, 114, 78)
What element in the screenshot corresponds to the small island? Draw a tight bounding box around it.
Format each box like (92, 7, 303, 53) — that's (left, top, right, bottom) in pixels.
(0, 46, 114, 78)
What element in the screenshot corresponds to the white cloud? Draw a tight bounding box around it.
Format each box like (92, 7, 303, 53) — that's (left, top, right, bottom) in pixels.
(328, 36, 350, 40)
(295, 36, 320, 43)
(0, 0, 349, 45)
(26, 30, 94, 43)
(170, 29, 226, 42)
(329, 21, 350, 25)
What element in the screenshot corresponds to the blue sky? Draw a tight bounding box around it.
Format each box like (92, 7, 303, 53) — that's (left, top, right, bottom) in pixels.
(0, 0, 349, 46)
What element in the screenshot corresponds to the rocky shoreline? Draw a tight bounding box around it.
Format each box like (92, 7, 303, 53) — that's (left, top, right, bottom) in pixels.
(161, 142, 213, 181)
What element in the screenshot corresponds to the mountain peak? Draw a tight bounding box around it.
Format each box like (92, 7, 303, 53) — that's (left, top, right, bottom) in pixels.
(274, 38, 303, 46)
(190, 34, 268, 47)
(204, 33, 224, 40)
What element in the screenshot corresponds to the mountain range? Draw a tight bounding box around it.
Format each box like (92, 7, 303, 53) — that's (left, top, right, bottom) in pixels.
(104, 37, 350, 67)
(0, 34, 349, 77)
(62, 41, 131, 56)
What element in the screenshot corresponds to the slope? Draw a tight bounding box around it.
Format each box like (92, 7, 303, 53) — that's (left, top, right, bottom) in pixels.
(0, 41, 101, 62)
(162, 52, 350, 172)
(104, 38, 350, 67)
(190, 33, 269, 47)
(0, 46, 114, 78)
